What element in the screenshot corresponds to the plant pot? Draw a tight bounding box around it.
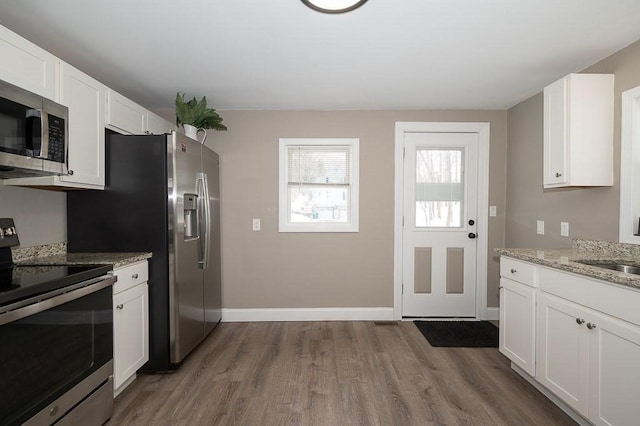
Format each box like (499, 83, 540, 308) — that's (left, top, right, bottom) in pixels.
(183, 124, 198, 140)
(182, 124, 207, 144)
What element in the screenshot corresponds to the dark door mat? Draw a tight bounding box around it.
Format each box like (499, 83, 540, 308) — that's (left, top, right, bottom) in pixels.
(414, 321, 498, 348)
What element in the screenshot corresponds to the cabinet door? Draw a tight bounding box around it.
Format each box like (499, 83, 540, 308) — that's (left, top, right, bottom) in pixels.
(106, 89, 147, 134)
(543, 76, 568, 186)
(588, 312, 640, 426)
(113, 283, 149, 392)
(0, 25, 56, 99)
(537, 293, 589, 416)
(499, 278, 536, 376)
(147, 111, 175, 135)
(58, 62, 105, 187)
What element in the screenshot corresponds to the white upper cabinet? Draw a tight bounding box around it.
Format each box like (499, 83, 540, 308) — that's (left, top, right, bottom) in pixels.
(147, 111, 175, 135)
(3, 61, 106, 189)
(106, 89, 147, 135)
(106, 90, 174, 135)
(57, 62, 106, 187)
(543, 73, 614, 188)
(0, 25, 56, 99)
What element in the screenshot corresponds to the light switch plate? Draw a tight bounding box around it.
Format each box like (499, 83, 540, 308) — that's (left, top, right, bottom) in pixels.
(561, 222, 569, 237)
(489, 206, 497, 217)
(252, 218, 261, 231)
(537, 220, 545, 235)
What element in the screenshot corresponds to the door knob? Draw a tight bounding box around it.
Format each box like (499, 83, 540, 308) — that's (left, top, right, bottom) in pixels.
(468, 233, 477, 239)
(587, 322, 597, 330)
(576, 318, 585, 325)
(468, 219, 475, 226)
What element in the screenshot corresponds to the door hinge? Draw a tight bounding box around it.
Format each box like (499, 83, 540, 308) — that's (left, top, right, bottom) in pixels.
(403, 147, 406, 159)
(402, 216, 404, 227)
(402, 284, 404, 294)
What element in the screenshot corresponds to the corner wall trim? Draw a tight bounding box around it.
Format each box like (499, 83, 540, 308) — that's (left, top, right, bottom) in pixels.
(221, 307, 395, 322)
(486, 307, 499, 321)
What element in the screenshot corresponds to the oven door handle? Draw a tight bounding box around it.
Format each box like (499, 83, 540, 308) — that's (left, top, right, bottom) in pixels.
(0, 274, 116, 326)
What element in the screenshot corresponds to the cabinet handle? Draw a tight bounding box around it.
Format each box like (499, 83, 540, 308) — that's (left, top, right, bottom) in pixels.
(510, 268, 517, 274)
(132, 273, 139, 279)
(555, 172, 562, 177)
(498, 286, 503, 290)
(116, 304, 124, 310)
(576, 318, 585, 325)
(68, 169, 74, 176)
(587, 322, 597, 330)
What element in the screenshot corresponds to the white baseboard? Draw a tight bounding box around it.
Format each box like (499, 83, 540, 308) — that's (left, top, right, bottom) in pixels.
(485, 307, 500, 321)
(222, 307, 395, 322)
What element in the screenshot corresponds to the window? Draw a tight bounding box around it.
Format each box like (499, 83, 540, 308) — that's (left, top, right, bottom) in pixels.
(415, 147, 465, 228)
(279, 138, 359, 232)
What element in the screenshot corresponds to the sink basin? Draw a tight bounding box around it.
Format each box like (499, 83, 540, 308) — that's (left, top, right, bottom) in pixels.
(577, 261, 640, 275)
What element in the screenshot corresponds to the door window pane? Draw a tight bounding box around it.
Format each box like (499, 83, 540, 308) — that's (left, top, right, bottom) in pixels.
(415, 148, 464, 228)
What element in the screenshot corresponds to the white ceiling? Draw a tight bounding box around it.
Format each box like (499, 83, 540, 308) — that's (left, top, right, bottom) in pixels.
(1, 0, 639, 111)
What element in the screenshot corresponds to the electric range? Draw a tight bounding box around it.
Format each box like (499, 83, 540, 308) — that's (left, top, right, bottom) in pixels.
(0, 263, 113, 308)
(0, 217, 116, 425)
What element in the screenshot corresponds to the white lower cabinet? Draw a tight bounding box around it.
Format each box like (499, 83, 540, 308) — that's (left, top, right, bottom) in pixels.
(499, 278, 536, 376)
(537, 293, 590, 415)
(113, 261, 149, 396)
(538, 292, 640, 425)
(588, 309, 640, 426)
(500, 256, 640, 425)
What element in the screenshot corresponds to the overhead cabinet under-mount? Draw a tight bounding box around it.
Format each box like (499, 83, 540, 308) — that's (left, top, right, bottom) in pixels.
(543, 73, 614, 188)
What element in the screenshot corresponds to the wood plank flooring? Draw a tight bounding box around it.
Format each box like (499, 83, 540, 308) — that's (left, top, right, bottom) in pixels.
(109, 321, 576, 425)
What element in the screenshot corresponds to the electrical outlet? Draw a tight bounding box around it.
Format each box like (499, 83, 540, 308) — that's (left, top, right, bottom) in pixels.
(537, 220, 545, 235)
(489, 206, 497, 217)
(561, 222, 569, 237)
(252, 218, 261, 231)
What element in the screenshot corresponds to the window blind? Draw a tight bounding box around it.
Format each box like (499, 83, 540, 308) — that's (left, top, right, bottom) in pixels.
(287, 146, 351, 185)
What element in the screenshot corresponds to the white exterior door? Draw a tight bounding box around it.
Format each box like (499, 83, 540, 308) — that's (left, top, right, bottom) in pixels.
(402, 131, 479, 317)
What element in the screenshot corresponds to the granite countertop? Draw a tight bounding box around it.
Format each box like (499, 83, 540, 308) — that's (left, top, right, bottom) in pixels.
(11, 242, 152, 270)
(496, 239, 640, 290)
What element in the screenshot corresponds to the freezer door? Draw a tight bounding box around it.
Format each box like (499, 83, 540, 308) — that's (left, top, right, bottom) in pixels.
(168, 131, 205, 364)
(202, 145, 222, 333)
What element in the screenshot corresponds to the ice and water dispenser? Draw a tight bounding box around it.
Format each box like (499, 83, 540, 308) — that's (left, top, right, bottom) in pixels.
(184, 193, 198, 239)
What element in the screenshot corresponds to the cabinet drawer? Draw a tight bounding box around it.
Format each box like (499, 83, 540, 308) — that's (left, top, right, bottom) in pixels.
(113, 261, 148, 294)
(500, 257, 537, 287)
(539, 266, 640, 326)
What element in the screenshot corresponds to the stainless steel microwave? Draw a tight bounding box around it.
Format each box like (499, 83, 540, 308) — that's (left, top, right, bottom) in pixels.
(0, 79, 68, 178)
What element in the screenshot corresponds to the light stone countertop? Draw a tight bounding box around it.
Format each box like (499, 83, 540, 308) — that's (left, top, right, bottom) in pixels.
(12, 242, 151, 270)
(496, 239, 640, 290)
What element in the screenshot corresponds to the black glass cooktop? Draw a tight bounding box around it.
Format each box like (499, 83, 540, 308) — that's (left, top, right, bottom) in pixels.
(0, 264, 112, 307)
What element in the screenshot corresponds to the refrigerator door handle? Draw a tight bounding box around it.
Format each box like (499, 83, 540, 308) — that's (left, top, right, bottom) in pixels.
(196, 172, 206, 268)
(201, 172, 211, 269)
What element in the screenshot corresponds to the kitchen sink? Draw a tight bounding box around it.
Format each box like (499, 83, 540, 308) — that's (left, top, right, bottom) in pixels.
(576, 261, 640, 275)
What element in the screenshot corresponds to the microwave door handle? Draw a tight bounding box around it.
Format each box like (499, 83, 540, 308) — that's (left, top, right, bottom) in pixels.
(39, 108, 49, 159)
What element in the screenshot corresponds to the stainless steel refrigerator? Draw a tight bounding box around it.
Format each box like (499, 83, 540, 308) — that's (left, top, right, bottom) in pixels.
(67, 130, 221, 371)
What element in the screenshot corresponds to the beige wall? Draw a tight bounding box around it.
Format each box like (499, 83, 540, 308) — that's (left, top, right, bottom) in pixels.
(505, 40, 640, 248)
(206, 110, 507, 310)
(0, 185, 66, 246)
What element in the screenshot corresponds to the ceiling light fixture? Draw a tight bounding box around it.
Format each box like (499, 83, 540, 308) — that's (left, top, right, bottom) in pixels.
(301, 0, 368, 14)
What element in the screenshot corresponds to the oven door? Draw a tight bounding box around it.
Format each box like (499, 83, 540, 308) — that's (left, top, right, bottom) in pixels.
(0, 276, 114, 425)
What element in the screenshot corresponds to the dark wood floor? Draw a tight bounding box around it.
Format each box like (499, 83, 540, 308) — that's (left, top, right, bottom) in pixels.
(109, 321, 576, 425)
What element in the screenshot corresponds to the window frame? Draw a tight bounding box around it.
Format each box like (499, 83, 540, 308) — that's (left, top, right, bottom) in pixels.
(278, 138, 359, 233)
